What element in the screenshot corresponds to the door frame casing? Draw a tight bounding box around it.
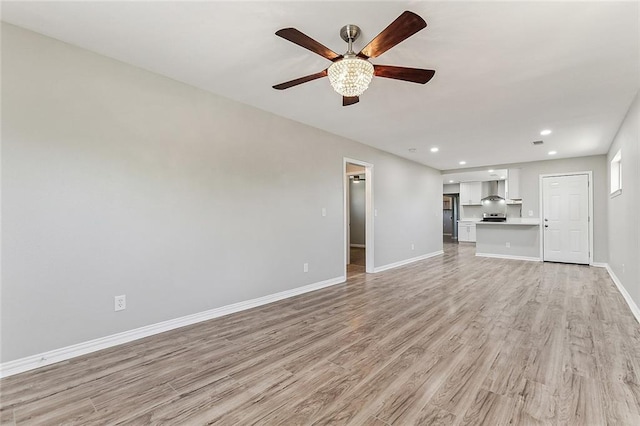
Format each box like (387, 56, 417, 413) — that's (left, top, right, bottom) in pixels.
(344, 158, 374, 275)
(538, 171, 593, 265)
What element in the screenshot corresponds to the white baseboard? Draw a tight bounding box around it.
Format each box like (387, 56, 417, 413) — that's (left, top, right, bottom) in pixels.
(604, 264, 640, 324)
(591, 262, 608, 268)
(476, 253, 542, 262)
(0, 275, 345, 379)
(350, 244, 366, 248)
(373, 250, 444, 273)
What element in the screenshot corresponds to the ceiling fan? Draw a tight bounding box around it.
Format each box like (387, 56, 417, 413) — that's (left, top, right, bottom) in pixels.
(273, 11, 435, 106)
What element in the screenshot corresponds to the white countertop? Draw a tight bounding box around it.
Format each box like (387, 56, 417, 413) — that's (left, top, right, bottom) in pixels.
(476, 218, 540, 226)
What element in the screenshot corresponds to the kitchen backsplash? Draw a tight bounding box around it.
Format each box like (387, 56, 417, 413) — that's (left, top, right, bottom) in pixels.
(461, 204, 522, 220)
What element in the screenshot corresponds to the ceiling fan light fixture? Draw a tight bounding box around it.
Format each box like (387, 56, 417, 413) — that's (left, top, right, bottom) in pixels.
(327, 57, 374, 97)
(273, 12, 431, 105)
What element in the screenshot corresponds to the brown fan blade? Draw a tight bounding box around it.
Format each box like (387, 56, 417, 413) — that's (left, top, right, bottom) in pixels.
(343, 96, 359, 106)
(273, 69, 328, 90)
(358, 11, 427, 59)
(373, 65, 435, 84)
(276, 28, 342, 61)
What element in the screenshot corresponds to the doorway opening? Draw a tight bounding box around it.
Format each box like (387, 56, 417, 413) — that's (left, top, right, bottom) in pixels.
(344, 158, 374, 277)
(443, 193, 459, 244)
(540, 172, 593, 265)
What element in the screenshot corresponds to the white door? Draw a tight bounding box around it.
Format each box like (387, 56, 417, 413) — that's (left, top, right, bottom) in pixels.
(542, 174, 589, 264)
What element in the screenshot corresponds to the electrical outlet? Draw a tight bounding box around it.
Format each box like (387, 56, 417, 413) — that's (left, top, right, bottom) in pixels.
(374, 209, 378, 217)
(506, 242, 511, 248)
(528, 210, 533, 217)
(303, 263, 309, 273)
(114, 295, 126, 311)
(411, 243, 415, 250)
(622, 264, 625, 274)
(321, 208, 326, 217)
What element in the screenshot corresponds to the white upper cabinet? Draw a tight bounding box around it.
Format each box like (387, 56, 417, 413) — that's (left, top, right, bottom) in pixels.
(460, 182, 482, 205)
(497, 180, 507, 198)
(506, 169, 521, 200)
(446, 168, 522, 205)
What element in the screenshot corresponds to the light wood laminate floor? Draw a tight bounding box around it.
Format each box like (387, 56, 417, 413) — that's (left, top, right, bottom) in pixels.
(348, 247, 366, 277)
(349, 247, 366, 267)
(2, 243, 640, 425)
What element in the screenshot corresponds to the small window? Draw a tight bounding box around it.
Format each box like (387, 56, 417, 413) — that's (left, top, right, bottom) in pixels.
(610, 149, 622, 197)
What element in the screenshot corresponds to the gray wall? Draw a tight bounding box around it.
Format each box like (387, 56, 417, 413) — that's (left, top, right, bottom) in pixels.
(444, 155, 608, 263)
(1, 24, 443, 362)
(607, 91, 640, 307)
(443, 183, 460, 194)
(349, 179, 366, 246)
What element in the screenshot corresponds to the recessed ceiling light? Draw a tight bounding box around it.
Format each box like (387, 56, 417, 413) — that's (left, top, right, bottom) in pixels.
(408, 148, 417, 153)
(430, 147, 439, 153)
(548, 150, 557, 155)
(459, 161, 466, 165)
(449, 180, 454, 183)
(488, 169, 494, 173)
(540, 129, 552, 136)
(500, 176, 506, 179)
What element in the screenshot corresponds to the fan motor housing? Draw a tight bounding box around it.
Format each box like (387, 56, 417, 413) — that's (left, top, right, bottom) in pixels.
(340, 25, 361, 42)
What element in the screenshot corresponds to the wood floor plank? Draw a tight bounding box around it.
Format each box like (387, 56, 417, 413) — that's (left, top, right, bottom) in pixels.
(360, 416, 389, 426)
(458, 389, 516, 426)
(373, 340, 468, 424)
(556, 371, 606, 425)
(1, 242, 639, 424)
(509, 379, 557, 424)
(0, 408, 14, 426)
(411, 404, 457, 425)
(207, 361, 346, 425)
(311, 342, 441, 425)
(0, 348, 141, 411)
(481, 336, 530, 397)
(427, 332, 503, 417)
(13, 397, 95, 425)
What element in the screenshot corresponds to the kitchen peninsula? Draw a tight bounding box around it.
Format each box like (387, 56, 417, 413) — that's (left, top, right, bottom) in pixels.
(448, 169, 542, 261)
(475, 218, 541, 261)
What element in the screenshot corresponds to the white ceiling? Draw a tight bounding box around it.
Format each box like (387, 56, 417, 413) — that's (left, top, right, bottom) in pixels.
(443, 169, 508, 184)
(2, 1, 638, 171)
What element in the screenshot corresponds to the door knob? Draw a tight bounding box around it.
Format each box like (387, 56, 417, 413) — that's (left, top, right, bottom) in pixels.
(545, 225, 548, 228)
(544, 218, 548, 221)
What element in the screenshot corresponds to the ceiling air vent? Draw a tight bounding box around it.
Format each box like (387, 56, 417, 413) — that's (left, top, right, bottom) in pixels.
(532, 140, 544, 145)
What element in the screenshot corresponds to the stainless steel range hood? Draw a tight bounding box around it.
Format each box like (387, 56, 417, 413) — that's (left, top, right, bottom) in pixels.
(480, 181, 505, 201)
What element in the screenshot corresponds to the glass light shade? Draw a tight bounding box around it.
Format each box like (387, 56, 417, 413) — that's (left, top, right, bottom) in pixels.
(327, 57, 374, 97)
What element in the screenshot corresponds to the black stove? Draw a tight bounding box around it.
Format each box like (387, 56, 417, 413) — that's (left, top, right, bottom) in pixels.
(482, 213, 507, 222)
